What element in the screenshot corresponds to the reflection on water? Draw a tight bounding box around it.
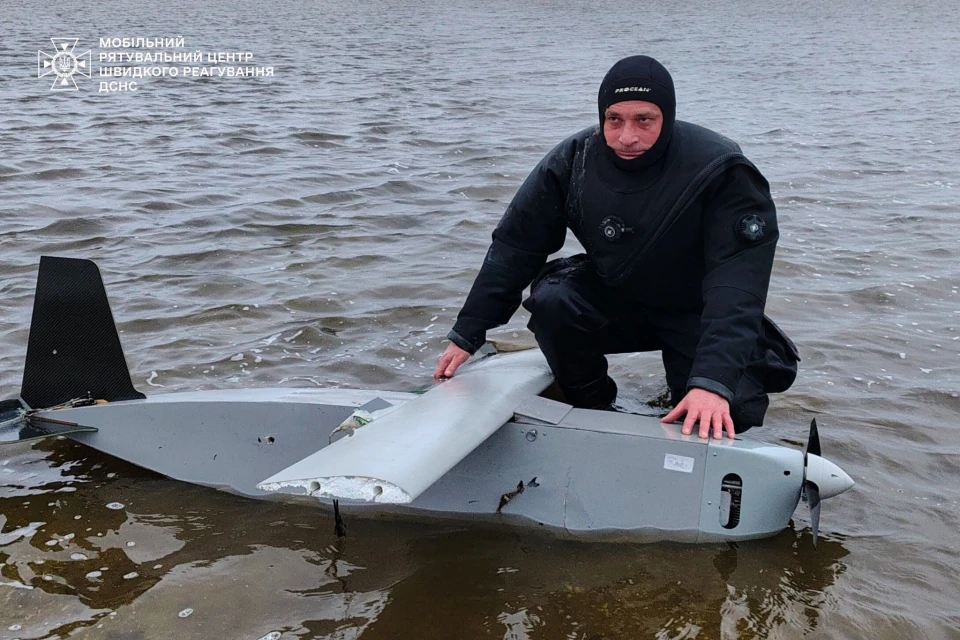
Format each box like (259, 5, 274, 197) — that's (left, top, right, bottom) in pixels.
(0, 440, 849, 639)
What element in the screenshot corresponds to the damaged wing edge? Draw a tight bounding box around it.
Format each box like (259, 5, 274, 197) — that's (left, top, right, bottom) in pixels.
(257, 475, 411, 504)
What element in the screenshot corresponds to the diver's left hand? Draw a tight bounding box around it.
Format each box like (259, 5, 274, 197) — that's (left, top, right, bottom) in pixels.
(661, 388, 735, 439)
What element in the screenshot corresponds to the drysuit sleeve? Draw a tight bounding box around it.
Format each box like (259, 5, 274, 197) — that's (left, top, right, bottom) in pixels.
(686, 163, 779, 402)
(447, 137, 578, 354)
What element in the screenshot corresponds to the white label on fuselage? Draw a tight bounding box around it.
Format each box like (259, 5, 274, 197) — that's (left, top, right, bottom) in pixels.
(664, 454, 695, 473)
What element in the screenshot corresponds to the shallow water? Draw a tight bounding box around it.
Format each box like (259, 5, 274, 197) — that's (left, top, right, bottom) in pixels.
(2, 0, 960, 637)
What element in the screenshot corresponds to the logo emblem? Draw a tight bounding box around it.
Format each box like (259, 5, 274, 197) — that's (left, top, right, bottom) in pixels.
(736, 214, 767, 243)
(38, 38, 92, 91)
(600, 216, 632, 242)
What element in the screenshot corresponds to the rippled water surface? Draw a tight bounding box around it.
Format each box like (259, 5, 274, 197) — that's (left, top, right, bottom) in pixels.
(2, 0, 960, 638)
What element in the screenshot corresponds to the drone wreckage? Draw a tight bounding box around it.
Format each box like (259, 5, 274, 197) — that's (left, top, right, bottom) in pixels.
(1, 257, 853, 544)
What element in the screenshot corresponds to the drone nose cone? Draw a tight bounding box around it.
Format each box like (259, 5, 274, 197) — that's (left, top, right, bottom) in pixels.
(806, 453, 855, 499)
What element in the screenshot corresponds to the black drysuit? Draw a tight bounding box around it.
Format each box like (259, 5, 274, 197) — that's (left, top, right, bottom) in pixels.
(446, 122, 799, 428)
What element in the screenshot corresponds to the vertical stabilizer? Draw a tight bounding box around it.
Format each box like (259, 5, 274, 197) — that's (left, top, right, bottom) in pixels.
(20, 257, 145, 409)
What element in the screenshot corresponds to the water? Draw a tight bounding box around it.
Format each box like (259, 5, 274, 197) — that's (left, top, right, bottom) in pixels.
(2, 0, 960, 637)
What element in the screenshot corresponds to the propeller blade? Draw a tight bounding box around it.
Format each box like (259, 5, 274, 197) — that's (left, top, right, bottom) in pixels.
(806, 417, 821, 458)
(805, 418, 822, 546)
(807, 482, 821, 547)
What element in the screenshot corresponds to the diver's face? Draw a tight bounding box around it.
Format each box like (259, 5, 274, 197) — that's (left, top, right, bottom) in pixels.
(603, 101, 664, 160)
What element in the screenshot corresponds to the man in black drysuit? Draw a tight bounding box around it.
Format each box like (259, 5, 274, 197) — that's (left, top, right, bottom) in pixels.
(433, 55, 799, 439)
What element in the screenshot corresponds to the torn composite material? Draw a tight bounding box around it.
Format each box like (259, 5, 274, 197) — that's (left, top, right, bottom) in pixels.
(257, 349, 554, 502)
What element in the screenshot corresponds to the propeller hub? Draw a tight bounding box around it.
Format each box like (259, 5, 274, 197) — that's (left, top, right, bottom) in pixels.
(805, 453, 855, 499)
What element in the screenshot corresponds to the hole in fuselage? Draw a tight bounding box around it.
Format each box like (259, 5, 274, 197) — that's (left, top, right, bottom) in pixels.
(309, 481, 321, 494)
(372, 485, 383, 498)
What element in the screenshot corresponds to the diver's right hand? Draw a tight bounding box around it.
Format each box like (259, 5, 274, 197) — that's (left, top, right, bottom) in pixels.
(433, 343, 471, 380)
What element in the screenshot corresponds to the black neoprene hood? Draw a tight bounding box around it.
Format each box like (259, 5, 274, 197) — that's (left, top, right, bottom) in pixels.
(597, 55, 677, 170)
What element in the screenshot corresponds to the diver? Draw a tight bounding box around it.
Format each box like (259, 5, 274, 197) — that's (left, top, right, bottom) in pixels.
(434, 55, 799, 440)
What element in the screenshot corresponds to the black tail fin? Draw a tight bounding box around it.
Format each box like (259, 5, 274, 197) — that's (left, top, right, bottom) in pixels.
(20, 257, 145, 409)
